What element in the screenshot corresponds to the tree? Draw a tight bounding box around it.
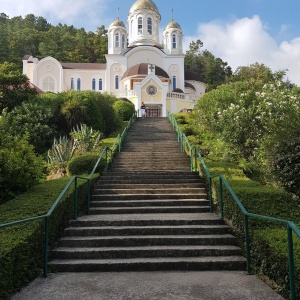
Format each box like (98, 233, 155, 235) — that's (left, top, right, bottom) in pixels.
(0, 13, 9, 62)
(0, 118, 46, 203)
(0, 62, 37, 112)
(184, 39, 232, 91)
(4, 101, 57, 154)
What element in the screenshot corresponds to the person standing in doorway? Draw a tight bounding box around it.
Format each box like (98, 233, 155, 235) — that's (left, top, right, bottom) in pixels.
(140, 102, 146, 118)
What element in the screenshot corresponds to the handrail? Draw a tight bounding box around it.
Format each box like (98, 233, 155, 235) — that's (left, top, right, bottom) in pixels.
(169, 113, 300, 300)
(0, 111, 137, 278)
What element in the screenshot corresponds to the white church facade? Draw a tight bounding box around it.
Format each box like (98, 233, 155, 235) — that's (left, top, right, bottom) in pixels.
(22, 0, 205, 117)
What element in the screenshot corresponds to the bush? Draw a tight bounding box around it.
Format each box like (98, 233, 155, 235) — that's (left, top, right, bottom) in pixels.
(3, 101, 57, 154)
(67, 154, 103, 176)
(0, 130, 46, 203)
(113, 99, 135, 121)
(0, 176, 97, 299)
(203, 159, 300, 298)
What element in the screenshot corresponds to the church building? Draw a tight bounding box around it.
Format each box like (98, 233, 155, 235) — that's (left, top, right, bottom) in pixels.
(22, 0, 205, 117)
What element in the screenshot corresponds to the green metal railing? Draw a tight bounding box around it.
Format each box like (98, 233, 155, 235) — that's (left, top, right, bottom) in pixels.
(0, 112, 137, 278)
(169, 113, 300, 300)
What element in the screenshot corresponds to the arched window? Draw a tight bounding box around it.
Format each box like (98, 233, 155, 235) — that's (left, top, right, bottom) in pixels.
(147, 18, 152, 34)
(122, 34, 126, 49)
(138, 17, 143, 35)
(77, 78, 81, 90)
(115, 33, 119, 47)
(172, 34, 177, 49)
(70, 78, 74, 90)
(92, 78, 96, 91)
(172, 76, 177, 90)
(42, 75, 55, 92)
(99, 79, 103, 91)
(166, 34, 170, 49)
(115, 75, 119, 90)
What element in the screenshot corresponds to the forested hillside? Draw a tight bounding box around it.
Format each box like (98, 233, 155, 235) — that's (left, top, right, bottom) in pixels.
(0, 13, 108, 65)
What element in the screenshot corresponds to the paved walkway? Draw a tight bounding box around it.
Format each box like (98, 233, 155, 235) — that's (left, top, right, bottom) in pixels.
(11, 271, 285, 300)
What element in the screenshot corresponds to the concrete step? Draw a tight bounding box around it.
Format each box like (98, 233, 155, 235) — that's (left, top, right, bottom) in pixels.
(63, 225, 231, 236)
(91, 194, 207, 200)
(49, 256, 246, 272)
(90, 199, 209, 207)
(88, 206, 210, 215)
(93, 188, 207, 195)
(69, 213, 227, 227)
(58, 234, 238, 247)
(52, 245, 243, 259)
(94, 183, 205, 189)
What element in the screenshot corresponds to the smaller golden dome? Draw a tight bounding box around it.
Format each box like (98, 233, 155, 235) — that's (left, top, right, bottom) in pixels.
(110, 18, 126, 28)
(165, 21, 182, 31)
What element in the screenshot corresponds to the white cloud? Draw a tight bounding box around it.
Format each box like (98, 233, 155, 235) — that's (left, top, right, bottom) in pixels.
(1, 0, 113, 31)
(183, 16, 300, 85)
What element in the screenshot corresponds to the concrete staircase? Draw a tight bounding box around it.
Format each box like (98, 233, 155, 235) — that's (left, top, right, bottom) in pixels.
(49, 117, 246, 272)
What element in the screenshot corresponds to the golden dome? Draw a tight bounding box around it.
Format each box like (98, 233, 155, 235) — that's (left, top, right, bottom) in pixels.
(165, 21, 182, 30)
(129, 0, 159, 14)
(110, 18, 126, 28)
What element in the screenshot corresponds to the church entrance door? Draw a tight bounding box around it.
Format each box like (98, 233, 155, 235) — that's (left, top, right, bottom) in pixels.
(145, 104, 162, 117)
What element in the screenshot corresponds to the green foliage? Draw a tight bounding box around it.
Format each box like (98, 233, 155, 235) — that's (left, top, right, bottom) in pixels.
(47, 136, 77, 164)
(67, 154, 102, 176)
(0, 176, 96, 299)
(70, 123, 102, 155)
(184, 39, 232, 91)
(0, 62, 37, 112)
(0, 127, 46, 203)
(3, 100, 57, 154)
(203, 159, 300, 298)
(1, 14, 107, 64)
(251, 229, 300, 299)
(113, 99, 135, 121)
(93, 92, 121, 136)
(193, 75, 300, 186)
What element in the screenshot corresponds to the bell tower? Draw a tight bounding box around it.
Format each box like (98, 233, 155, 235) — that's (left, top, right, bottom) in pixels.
(127, 0, 161, 47)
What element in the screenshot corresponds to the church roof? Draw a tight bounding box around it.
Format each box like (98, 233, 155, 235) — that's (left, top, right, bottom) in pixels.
(185, 70, 204, 82)
(122, 63, 169, 80)
(185, 82, 196, 91)
(129, 0, 160, 15)
(61, 63, 106, 70)
(165, 20, 182, 30)
(110, 17, 126, 28)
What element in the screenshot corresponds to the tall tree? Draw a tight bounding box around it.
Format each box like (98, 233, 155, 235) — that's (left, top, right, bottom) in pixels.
(184, 39, 232, 91)
(0, 62, 37, 112)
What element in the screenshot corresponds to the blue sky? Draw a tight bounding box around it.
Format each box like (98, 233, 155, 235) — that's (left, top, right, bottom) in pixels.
(2, 0, 300, 84)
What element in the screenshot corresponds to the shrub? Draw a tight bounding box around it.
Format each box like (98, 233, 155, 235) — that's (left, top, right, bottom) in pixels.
(3, 101, 57, 154)
(113, 99, 135, 121)
(0, 131, 46, 203)
(0, 176, 97, 300)
(67, 154, 103, 176)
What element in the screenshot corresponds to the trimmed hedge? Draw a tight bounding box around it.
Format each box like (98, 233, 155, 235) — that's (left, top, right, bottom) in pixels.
(0, 175, 98, 300)
(67, 154, 104, 176)
(204, 160, 300, 299)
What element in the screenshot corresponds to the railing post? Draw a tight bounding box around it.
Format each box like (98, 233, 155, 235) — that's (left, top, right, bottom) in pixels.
(43, 216, 49, 278)
(118, 135, 121, 152)
(73, 177, 78, 219)
(287, 226, 296, 300)
(209, 176, 213, 213)
(190, 147, 193, 172)
(219, 176, 224, 219)
(194, 147, 197, 172)
(87, 178, 91, 215)
(244, 215, 251, 274)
